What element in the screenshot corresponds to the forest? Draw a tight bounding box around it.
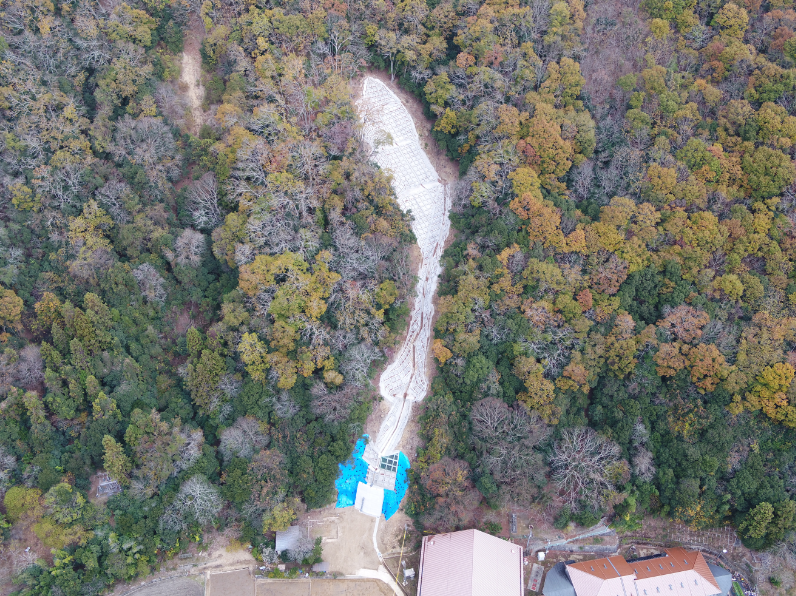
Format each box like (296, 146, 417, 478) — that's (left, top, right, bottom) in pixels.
(0, 0, 794, 592)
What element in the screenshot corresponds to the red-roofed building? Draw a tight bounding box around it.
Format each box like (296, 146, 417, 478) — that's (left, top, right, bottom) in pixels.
(417, 529, 524, 596)
(543, 549, 733, 596)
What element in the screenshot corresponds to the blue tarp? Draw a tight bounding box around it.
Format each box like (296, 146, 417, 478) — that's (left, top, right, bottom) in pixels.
(382, 451, 410, 520)
(334, 435, 411, 520)
(335, 436, 369, 508)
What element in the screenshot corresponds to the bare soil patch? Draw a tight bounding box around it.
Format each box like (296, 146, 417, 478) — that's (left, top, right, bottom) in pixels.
(207, 568, 254, 596)
(394, 410, 420, 462)
(165, 302, 204, 341)
(376, 510, 414, 557)
(180, 18, 206, 134)
(0, 517, 54, 595)
(304, 506, 380, 575)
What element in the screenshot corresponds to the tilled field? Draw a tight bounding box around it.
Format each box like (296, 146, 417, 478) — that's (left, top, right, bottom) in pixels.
(119, 577, 204, 596)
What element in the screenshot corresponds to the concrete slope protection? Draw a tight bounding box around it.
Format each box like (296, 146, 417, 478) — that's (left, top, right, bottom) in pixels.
(357, 77, 451, 459)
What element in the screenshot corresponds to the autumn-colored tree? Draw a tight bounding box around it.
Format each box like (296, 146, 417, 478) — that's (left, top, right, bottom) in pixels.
(4, 487, 43, 524)
(658, 305, 710, 343)
(0, 288, 23, 334)
(742, 362, 796, 425)
(418, 458, 482, 530)
(655, 343, 687, 377)
(685, 344, 730, 393)
(238, 252, 341, 322)
(513, 355, 560, 423)
(509, 193, 565, 249)
(519, 111, 573, 192)
(432, 339, 452, 365)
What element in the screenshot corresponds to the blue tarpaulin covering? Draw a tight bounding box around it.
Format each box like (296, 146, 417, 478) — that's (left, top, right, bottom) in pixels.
(382, 451, 410, 519)
(334, 435, 411, 520)
(335, 436, 369, 508)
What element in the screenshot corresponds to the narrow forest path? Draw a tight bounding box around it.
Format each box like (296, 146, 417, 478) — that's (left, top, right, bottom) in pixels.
(180, 20, 205, 133)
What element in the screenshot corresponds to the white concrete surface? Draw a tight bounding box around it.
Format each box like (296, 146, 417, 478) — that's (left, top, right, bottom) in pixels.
(355, 482, 385, 518)
(357, 77, 451, 460)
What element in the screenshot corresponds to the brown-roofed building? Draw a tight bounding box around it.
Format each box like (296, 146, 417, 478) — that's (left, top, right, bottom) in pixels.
(543, 549, 733, 596)
(417, 529, 524, 596)
(567, 556, 636, 596)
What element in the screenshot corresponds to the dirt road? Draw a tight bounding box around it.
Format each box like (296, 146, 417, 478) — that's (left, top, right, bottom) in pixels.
(180, 19, 205, 133)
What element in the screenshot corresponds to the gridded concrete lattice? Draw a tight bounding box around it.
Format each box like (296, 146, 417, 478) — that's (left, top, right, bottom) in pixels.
(357, 77, 451, 459)
(380, 454, 399, 472)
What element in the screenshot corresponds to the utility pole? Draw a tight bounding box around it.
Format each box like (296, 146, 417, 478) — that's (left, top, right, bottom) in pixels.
(396, 524, 408, 585)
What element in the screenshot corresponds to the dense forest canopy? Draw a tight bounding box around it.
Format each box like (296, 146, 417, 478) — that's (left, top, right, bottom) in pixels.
(0, 0, 795, 592)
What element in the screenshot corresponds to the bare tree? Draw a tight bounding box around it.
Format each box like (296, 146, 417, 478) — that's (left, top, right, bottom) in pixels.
(218, 374, 242, 399)
(15, 345, 44, 387)
(154, 83, 190, 128)
(550, 427, 622, 510)
(570, 161, 594, 202)
(630, 420, 655, 481)
(95, 178, 131, 224)
(159, 475, 222, 532)
(186, 172, 222, 230)
(260, 546, 279, 566)
(269, 391, 300, 419)
(470, 397, 549, 504)
(341, 342, 381, 386)
(284, 534, 315, 562)
(132, 263, 167, 304)
(310, 383, 358, 424)
(174, 228, 206, 267)
(175, 427, 204, 474)
(632, 446, 656, 482)
(0, 446, 16, 496)
(111, 116, 181, 196)
(234, 243, 255, 266)
(247, 213, 300, 255)
(631, 419, 649, 447)
(219, 416, 269, 462)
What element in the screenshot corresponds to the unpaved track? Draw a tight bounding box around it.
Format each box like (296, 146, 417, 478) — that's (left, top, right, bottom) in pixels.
(180, 20, 205, 133)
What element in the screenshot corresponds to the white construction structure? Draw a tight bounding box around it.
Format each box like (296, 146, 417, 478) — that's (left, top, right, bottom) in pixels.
(357, 77, 451, 476)
(354, 481, 385, 517)
(96, 472, 121, 498)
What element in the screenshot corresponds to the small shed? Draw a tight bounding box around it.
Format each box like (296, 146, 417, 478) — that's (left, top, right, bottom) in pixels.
(275, 525, 302, 554)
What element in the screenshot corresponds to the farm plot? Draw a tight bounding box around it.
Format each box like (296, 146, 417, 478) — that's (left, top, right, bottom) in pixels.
(207, 569, 254, 596)
(119, 576, 203, 596)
